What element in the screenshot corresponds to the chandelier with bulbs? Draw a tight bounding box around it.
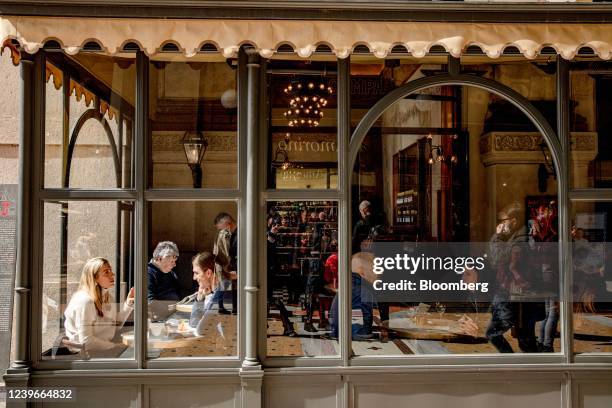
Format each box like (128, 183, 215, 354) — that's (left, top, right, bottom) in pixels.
(283, 80, 333, 127)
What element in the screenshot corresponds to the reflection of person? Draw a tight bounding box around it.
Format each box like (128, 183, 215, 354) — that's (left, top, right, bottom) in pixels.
(318, 252, 338, 329)
(213, 213, 238, 314)
(529, 202, 558, 353)
(330, 252, 376, 340)
(352, 200, 387, 254)
(323, 253, 338, 294)
(352, 200, 373, 253)
(64, 257, 134, 355)
(486, 202, 541, 353)
(572, 225, 605, 319)
(70, 232, 96, 264)
(266, 220, 296, 336)
(147, 241, 181, 320)
(189, 252, 224, 335)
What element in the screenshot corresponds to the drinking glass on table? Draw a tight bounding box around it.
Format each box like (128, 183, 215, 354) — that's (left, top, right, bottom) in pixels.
(435, 302, 446, 320)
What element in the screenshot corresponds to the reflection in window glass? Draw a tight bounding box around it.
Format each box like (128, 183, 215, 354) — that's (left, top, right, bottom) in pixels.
(42, 201, 134, 360)
(460, 56, 557, 116)
(350, 56, 444, 126)
(147, 201, 238, 358)
(570, 61, 609, 189)
(351, 85, 560, 355)
(149, 61, 237, 189)
(267, 60, 338, 189)
(571, 201, 612, 354)
(266, 200, 339, 357)
(44, 55, 135, 189)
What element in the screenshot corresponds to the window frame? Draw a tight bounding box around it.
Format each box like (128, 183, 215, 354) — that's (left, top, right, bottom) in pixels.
(26, 48, 612, 371)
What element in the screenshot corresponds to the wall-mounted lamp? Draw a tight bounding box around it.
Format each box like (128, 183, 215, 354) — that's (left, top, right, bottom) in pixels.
(538, 141, 556, 193)
(182, 130, 208, 188)
(426, 134, 458, 165)
(272, 133, 292, 170)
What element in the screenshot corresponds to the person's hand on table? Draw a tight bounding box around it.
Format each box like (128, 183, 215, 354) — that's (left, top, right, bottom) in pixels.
(456, 314, 479, 337)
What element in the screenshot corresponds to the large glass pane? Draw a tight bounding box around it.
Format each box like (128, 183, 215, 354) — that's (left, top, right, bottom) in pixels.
(148, 60, 237, 189)
(569, 60, 610, 189)
(267, 60, 338, 189)
(350, 55, 444, 126)
(44, 54, 135, 189)
(460, 55, 557, 121)
(351, 85, 560, 356)
(266, 200, 339, 357)
(42, 201, 135, 360)
(570, 201, 612, 354)
(146, 201, 238, 358)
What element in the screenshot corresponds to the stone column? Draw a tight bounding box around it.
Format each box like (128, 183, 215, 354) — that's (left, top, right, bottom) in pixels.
(3, 51, 43, 407)
(240, 47, 263, 408)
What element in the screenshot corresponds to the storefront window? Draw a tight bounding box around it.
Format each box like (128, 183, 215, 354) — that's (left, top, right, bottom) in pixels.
(569, 60, 610, 189)
(41, 200, 134, 360)
(148, 60, 237, 189)
(44, 54, 135, 189)
(265, 200, 339, 357)
(460, 55, 557, 118)
(266, 60, 338, 190)
(146, 201, 238, 358)
(570, 201, 612, 354)
(351, 85, 561, 356)
(350, 55, 444, 126)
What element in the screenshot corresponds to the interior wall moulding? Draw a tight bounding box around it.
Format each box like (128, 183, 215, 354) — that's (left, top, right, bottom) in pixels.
(4, 17, 612, 60)
(479, 131, 597, 166)
(151, 132, 237, 152)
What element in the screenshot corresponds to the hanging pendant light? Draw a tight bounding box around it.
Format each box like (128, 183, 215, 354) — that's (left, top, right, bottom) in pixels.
(282, 79, 333, 128)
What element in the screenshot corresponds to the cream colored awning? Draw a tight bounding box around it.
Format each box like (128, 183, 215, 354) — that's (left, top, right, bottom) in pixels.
(1, 16, 612, 60)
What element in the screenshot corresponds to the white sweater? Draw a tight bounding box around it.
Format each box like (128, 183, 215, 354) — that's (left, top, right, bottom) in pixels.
(64, 290, 133, 351)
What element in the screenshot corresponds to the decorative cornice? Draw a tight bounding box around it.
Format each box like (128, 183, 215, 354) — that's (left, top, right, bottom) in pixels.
(151, 131, 237, 152)
(571, 132, 598, 151)
(480, 131, 598, 166)
(480, 132, 542, 155)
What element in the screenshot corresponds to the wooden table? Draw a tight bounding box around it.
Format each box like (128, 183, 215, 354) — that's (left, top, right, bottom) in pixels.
(385, 315, 471, 341)
(122, 311, 237, 357)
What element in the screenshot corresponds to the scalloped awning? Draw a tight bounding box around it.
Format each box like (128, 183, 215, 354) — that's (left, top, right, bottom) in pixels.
(1, 16, 612, 60)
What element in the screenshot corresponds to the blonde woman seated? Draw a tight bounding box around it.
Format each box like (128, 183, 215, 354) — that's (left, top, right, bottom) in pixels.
(64, 257, 135, 357)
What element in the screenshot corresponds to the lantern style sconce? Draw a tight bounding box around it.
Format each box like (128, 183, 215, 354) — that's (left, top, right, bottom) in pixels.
(426, 134, 458, 165)
(182, 130, 208, 188)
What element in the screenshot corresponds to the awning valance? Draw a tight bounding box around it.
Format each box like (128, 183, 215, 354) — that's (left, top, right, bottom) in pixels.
(1, 16, 612, 60)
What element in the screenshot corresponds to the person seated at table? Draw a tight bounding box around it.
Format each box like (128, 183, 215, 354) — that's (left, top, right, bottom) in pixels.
(189, 251, 225, 336)
(147, 241, 181, 320)
(64, 257, 134, 357)
(318, 252, 338, 330)
(329, 252, 376, 341)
